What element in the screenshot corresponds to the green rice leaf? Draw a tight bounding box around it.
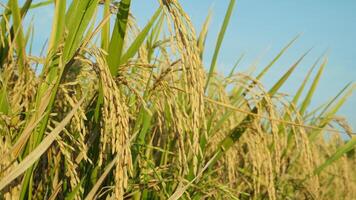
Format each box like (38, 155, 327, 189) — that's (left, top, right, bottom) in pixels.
(299, 57, 327, 115)
(100, 0, 110, 51)
(10, 0, 26, 73)
(268, 49, 311, 96)
(63, 0, 99, 62)
(228, 53, 244, 78)
(107, 0, 131, 76)
(205, 0, 236, 92)
(120, 8, 161, 66)
(0, 84, 10, 114)
(197, 10, 212, 60)
(256, 35, 300, 80)
(292, 53, 323, 105)
(47, 0, 66, 54)
(309, 83, 354, 140)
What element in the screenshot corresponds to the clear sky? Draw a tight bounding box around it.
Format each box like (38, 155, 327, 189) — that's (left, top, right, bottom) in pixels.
(2, 0, 356, 129)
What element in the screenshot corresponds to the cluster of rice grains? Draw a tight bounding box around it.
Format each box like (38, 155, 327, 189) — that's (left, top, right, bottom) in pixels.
(161, 0, 207, 178)
(64, 47, 132, 199)
(91, 49, 132, 199)
(204, 76, 287, 199)
(0, 0, 355, 199)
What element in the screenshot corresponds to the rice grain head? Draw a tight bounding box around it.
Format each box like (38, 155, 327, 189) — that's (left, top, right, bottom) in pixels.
(90, 48, 132, 199)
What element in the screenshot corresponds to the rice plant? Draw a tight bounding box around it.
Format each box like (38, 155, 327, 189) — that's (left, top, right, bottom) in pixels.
(0, 0, 355, 199)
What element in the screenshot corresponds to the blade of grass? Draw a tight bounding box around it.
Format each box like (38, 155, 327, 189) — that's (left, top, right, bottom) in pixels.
(30, 0, 53, 10)
(3, 0, 50, 17)
(9, 0, 26, 73)
(292, 53, 323, 105)
(268, 49, 311, 95)
(227, 53, 244, 78)
(256, 35, 300, 80)
(47, 0, 66, 54)
(120, 8, 161, 66)
(205, 0, 235, 92)
(197, 10, 212, 60)
(309, 83, 354, 140)
(63, 0, 99, 62)
(146, 13, 164, 62)
(299, 57, 327, 115)
(107, 0, 131, 75)
(0, 83, 10, 114)
(100, 0, 110, 51)
(317, 82, 352, 119)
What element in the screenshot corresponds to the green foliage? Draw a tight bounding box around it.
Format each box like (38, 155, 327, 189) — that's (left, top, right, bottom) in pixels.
(0, 1, 354, 199)
(205, 0, 235, 92)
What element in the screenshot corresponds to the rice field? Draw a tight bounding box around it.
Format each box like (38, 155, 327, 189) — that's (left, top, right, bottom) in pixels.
(0, 0, 355, 199)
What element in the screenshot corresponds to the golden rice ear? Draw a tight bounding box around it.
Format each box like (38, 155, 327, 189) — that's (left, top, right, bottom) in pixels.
(90, 49, 132, 199)
(161, 0, 207, 177)
(0, 0, 355, 199)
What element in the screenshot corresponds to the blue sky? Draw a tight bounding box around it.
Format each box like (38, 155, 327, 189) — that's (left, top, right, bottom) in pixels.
(2, 0, 355, 129)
